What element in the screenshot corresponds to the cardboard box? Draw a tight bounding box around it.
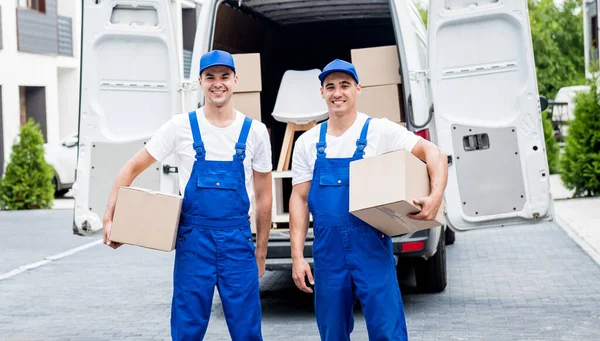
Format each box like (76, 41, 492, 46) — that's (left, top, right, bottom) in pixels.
(357, 84, 403, 122)
(110, 187, 183, 252)
(233, 92, 261, 121)
(232, 53, 262, 93)
(351, 45, 402, 87)
(349, 150, 444, 236)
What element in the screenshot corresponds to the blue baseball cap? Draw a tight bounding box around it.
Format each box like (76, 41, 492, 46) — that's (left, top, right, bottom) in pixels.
(318, 59, 360, 85)
(199, 50, 236, 76)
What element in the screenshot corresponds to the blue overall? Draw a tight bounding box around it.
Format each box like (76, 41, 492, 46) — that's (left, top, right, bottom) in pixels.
(308, 118, 408, 341)
(170, 111, 263, 341)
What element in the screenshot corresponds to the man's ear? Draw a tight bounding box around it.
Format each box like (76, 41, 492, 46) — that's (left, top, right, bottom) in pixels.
(356, 83, 362, 94)
(320, 87, 324, 98)
(198, 76, 202, 86)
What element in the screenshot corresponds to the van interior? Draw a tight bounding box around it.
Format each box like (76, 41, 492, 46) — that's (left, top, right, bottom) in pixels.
(211, 0, 405, 214)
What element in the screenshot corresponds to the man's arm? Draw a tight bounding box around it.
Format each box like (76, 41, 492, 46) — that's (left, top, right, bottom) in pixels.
(289, 181, 314, 293)
(252, 170, 272, 277)
(103, 147, 158, 248)
(408, 139, 448, 221)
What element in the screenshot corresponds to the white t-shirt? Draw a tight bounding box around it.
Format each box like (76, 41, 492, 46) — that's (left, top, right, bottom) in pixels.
(292, 113, 422, 186)
(145, 108, 272, 203)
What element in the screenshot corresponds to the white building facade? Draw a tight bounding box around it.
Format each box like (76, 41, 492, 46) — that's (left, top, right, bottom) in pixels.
(0, 0, 202, 174)
(584, 0, 599, 78)
(0, 0, 81, 174)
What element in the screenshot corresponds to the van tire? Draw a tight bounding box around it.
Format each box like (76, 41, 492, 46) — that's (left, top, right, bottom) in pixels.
(415, 229, 447, 293)
(445, 226, 455, 245)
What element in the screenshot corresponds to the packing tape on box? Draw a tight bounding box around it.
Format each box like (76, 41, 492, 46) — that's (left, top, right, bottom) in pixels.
(376, 207, 420, 233)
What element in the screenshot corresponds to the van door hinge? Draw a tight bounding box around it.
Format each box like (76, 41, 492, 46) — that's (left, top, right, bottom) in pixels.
(409, 70, 430, 82)
(178, 81, 198, 92)
(163, 165, 179, 174)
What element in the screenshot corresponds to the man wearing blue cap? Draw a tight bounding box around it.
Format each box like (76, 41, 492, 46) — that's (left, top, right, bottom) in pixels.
(289, 59, 448, 340)
(101, 50, 272, 340)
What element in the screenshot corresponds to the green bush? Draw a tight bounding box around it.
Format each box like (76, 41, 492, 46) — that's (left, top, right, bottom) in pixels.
(542, 110, 560, 174)
(0, 119, 55, 210)
(559, 84, 600, 197)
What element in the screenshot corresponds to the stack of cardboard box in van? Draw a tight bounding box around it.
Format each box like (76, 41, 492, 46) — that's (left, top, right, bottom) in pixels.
(351, 45, 404, 124)
(232, 53, 262, 121)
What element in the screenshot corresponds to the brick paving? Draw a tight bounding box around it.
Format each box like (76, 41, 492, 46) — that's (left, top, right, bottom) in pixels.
(1, 210, 600, 340)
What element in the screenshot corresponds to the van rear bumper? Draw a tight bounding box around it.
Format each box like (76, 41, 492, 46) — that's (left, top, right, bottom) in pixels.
(263, 226, 441, 271)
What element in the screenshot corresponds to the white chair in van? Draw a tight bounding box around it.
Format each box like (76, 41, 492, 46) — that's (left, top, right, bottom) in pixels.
(271, 69, 329, 171)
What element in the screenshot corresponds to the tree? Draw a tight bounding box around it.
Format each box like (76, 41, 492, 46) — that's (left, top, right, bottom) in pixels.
(559, 81, 600, 197)
(529, 0, 585, 100)
(0, 119, 55, 210)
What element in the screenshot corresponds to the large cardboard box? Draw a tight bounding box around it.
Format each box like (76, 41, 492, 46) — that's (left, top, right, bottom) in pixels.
(110, 187, 183, 252)
(351, 45, 401, 87)
(349, 150, 444, 236)
(357, 84, 403, 122)
(232, 53, 262, 93)
(233, 92, 261, 121)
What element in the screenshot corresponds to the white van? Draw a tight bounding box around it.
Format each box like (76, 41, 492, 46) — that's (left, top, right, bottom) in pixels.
(73, 0, 554, 293)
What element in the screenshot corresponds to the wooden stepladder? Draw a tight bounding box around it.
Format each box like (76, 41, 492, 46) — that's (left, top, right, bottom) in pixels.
(277, 121, 317, 171)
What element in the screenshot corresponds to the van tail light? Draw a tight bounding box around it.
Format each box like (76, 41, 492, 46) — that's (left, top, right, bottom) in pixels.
(415, 128, 430, 141)
(401, 241, 425, 252)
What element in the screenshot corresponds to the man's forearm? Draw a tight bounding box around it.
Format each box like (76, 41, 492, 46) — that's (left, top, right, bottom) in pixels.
(254, 193, 272, 258)
(425, 147, 448, 199)
(289, 193, 309, 260)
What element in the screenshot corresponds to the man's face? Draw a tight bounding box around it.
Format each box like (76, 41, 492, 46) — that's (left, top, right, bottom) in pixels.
(320, 72, 361, 116)
(199, 65, 238, 108)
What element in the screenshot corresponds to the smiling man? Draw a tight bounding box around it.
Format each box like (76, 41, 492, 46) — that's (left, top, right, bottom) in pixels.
(101, 50, 273, 341)
(289, 59, 448, 340)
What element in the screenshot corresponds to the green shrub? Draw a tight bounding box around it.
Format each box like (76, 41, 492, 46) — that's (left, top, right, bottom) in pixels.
(542, 110, 560, 174)
(0, 119, 55, 210)
(559, 84, 600, 197)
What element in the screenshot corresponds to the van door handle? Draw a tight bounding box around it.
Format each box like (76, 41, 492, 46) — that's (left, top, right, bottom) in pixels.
(163, 165, 179, 174)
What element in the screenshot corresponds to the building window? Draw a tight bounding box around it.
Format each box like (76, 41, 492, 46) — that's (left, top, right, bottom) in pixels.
(18, 0, 46, 13)
(19, 86, 48, 142)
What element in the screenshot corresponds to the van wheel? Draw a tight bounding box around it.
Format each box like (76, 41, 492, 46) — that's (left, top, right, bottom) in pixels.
(445, 226, 455, 245)
(415, 229, 447, 293)
(51, 176, 68, 197)
(55, 189, 69, 197)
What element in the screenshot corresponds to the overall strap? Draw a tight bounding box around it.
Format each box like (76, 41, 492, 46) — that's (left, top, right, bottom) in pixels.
(234, 116, 253, 160)
(316, 121, 328, 158)
(188, 111, 205, 158)
(354, 117, 372, 158)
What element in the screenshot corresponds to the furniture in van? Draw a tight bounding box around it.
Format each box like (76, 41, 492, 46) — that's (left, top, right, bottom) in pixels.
(271, 69, 329, 171)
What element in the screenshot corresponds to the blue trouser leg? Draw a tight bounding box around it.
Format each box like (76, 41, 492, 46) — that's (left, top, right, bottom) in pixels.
(215, 226, 263, 341)
(313, 226, 356, 341)
(354, 265, 408, 340)
(351, 226, 409, 341)
(171, 227, 217, 341)
(314, 269, 355, 341)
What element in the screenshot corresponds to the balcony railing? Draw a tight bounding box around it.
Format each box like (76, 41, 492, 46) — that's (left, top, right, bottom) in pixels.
(16, 0, 72, 57)
(183, 49, 193, 79)
(57, 15, 73, 56)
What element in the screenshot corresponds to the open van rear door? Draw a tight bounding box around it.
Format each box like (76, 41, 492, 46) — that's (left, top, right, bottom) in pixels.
(391, 0, 432, 130)
(427, 0, 553, 231)
(73, 0, 182, 234)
